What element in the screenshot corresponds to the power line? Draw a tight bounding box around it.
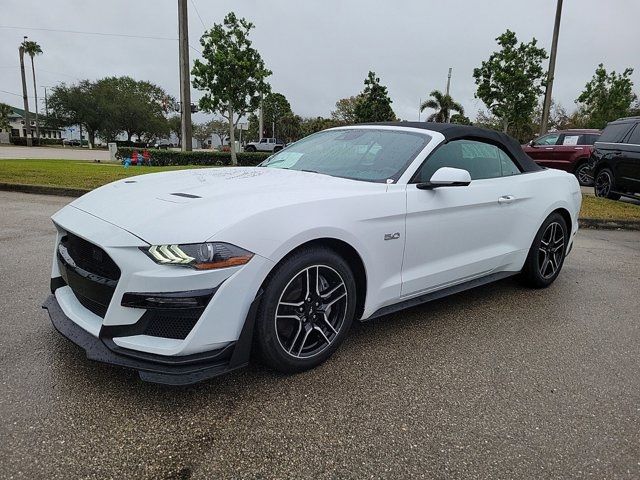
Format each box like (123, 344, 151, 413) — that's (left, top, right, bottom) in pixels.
(0, 88, 35, 99)
(189, 0, 207, 29)
(0, 25, 178, 41)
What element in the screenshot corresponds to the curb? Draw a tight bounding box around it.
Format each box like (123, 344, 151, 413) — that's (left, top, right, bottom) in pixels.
(2, 182, 640, 231)
(0, 182, 90, 198)
(579, 217, 640, 231)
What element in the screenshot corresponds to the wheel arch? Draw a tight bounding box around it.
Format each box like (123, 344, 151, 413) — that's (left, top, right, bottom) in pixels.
(260, 237, 368, 320)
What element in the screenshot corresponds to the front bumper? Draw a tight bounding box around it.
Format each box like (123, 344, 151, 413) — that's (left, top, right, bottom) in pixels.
(43, 291, 262, 385)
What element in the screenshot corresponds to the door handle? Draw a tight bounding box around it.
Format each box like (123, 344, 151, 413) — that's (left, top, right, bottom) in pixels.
(498, 195, 516, 205)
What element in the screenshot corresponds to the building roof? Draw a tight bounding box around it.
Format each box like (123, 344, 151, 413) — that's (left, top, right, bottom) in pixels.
(363, 121, 542, 172)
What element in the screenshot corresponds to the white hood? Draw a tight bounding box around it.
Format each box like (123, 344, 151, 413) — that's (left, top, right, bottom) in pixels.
(67, 167, 380, 245)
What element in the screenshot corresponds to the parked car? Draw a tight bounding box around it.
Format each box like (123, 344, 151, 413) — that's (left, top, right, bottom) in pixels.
(44, 123, 580, 384)
(588, 117, 640, 200)
(245, 137, 286, 152)
(522, 129, 601, 186)
(62, 139, 82, 147)
(148, 140, 173, 149)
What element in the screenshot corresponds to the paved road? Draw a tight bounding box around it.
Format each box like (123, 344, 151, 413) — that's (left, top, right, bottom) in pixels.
(1, 191, 639, 479)
(0, 145, 111, 161)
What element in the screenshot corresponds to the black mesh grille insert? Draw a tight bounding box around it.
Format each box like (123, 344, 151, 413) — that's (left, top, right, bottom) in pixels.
(141, 309, 202, 340)
(63, 233, 121, 281)
(76, 293, 108, 318)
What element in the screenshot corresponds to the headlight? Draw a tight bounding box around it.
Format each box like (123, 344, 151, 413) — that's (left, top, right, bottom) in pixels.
(142, 242, 253, 270)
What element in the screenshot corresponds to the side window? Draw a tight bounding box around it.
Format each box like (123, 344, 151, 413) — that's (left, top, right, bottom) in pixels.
(627, 124, 640, 145)
(534, 133, 560, 146)
(268, 138, 275, 144)
(259, 139, 267, 144)
(562, 134, 580, 145)
(416, 139, 521, 182)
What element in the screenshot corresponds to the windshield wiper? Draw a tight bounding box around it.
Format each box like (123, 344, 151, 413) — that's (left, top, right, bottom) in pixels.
(301, 169, 319, 174)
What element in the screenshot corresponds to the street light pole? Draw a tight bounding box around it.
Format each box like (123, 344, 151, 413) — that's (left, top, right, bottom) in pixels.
(445, 67, 453, 122)
(540, 0, 563, 135)
(178, 0, 193, 151)
(18, 39, 32, 147)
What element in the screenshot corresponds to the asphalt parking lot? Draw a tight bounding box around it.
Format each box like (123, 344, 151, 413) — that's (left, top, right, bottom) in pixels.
(1, 191, 639, 479)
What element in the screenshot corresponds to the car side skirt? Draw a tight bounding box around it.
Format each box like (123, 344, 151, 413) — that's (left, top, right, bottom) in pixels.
(365, 271, 517, 320)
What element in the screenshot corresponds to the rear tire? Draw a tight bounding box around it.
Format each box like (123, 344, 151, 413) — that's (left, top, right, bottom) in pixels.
(273, 146, 283, 153)
(254, 247, 357, 373)
(520, 212, 568, 288)
(594, 168, 621, 200)
(574, 161, 593, 187)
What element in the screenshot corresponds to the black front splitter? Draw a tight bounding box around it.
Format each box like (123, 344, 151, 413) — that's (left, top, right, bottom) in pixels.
(42, 292, 261, 385)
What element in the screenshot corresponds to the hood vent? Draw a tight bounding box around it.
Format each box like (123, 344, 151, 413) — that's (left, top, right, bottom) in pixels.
(170, 192, 201, 199)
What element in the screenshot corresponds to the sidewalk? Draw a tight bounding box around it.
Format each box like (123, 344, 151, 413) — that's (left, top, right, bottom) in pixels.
(0, 145, 111, 161)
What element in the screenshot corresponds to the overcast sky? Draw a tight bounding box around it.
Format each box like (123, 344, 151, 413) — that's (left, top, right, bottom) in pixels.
(1, 0, 638, 123)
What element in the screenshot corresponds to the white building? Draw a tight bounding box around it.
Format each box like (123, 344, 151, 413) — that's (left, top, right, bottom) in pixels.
(0, 105, 65, 144)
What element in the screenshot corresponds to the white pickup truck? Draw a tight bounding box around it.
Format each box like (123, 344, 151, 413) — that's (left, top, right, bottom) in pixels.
(244, 137, 286, 153)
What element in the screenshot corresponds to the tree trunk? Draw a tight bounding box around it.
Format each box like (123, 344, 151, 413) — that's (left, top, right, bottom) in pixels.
(127, 131, 132, 142)
(88, 130, 95, 149)
(228, 106, 237, 166)
(30, 57, 40, 142)
(502, 118, 509, 133)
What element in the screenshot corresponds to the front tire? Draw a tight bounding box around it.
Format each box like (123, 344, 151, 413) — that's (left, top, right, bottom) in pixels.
(594, 168, 621, 200)
(255, 247, 357, 373)
(574, 161, 593, 186)
(245, 145, 257, 152)
(520, 212, 568, 288)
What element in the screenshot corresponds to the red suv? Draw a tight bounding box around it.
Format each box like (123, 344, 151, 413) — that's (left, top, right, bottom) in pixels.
(522, 129, 601, 185)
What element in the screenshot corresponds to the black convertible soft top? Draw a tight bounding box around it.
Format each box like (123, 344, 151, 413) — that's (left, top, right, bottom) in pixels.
(364, 122, 542, 173)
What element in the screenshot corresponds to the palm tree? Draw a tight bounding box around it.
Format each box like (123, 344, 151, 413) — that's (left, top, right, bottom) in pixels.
(420, 89, 464, 123)
(21, 40, 43, 141)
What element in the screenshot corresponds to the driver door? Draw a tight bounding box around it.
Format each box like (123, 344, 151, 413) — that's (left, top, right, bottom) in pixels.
(401, 139, 525, 298)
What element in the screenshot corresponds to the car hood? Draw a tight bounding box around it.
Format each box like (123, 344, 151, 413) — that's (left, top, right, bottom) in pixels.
(66, 167, 380, 245)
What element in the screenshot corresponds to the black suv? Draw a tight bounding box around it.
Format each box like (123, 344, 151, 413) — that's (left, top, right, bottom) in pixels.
(589, 117, 640, 200)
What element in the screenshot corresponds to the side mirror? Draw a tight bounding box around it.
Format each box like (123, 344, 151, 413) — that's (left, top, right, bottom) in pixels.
(528, 140, 536, 147)
(416, 167, 472, 190)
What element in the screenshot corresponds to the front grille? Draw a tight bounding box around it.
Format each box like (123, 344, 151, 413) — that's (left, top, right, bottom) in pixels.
(58, 233, 121, 319)
(64, 233, 121, 281)
(142, 309, 202, 339)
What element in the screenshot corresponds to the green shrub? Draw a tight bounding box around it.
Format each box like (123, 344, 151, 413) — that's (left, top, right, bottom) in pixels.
(116, 147, 271, 167)
(10, 136, 63, 146)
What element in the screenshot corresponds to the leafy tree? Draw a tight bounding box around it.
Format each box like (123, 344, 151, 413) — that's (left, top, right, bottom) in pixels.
(299, 116, 342, 137)
(473, 30, 548, 134)
(353, 71, 396, 123)
(331, 96, 360, 124)
(450, 113, 471, 125)
(105, 76, 172, 142)
(209, 118, 229, 145)
(420, 89, 464, 123)
(21, 40, 43, 140)
(48, 80, 112, 148)
(192, 12, 272, 165)
(278, 113, 302, 142)
(262, 92, 293, 138)
(575, 64, 636, 128)
(193, 121, 214, 147)
(167, 115, 182, 147)
(0, 103, 11, 131)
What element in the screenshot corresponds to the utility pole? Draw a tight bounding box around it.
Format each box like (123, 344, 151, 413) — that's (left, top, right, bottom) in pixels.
(178, 0, 193, 151)
(540, 0, 563, 135)
(445, 67, 453, 122)
(18, 39, 32, 147)
(42, 86, 49, 117)
(258, 94, 264, 140)
(418, 98, 421, 121)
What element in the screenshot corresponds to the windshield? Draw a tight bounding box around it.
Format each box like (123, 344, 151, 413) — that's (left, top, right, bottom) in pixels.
(260, 128, 431, 182)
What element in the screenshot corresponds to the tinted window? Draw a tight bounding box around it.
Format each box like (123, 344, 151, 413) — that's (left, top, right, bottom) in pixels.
(626, 124, 640, 145)
(415, 139, 521, 182)
(534, 133, 560, 145)
(262, 129, 431, 183)
(584, 134, 600, 145)
(599, 123, 634, 143)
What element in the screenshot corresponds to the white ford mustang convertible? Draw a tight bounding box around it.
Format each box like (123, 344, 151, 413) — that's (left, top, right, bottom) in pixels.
(44, 123, 581, 384)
